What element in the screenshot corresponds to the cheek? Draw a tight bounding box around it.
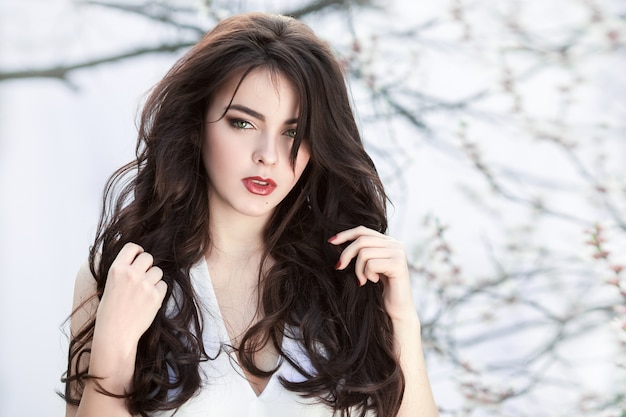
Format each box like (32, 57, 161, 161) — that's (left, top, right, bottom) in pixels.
(293, 148, 311, 180)
(202, 126, 214, 166)
(203, 128, 237, 170)
(203, 144, 231, 188)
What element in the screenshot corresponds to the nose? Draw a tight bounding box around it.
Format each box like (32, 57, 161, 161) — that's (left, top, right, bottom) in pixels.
(252, 132, 279, 165)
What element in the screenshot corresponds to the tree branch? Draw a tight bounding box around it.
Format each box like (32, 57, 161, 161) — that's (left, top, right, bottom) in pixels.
(0, 43, 195, 82)
(84, 0, 207, 35)
(286, 0, 375, 19)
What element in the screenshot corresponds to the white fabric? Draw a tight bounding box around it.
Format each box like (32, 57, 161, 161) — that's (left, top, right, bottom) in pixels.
(151, 258, 334, 417)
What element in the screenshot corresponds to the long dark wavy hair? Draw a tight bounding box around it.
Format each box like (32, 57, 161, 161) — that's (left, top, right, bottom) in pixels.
(63, 12, 404, 417)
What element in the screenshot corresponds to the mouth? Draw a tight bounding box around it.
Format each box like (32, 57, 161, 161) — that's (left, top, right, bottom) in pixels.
(242, 177, 277, 196)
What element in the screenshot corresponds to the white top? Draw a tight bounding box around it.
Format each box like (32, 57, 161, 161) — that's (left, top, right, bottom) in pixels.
(151, 258, 335, 417)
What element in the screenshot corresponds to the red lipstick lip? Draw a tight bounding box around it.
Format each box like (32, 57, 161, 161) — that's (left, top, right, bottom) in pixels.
(242, 177, 277, 196)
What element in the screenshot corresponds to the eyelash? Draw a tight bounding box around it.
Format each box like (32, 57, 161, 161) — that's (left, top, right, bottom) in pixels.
(230, 119, 253, 130)
(229, 118, 297, 139)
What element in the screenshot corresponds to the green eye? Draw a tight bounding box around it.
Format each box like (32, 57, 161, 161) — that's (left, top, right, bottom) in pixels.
(233, 120, 252, 129)
(285, 129, 297, 139)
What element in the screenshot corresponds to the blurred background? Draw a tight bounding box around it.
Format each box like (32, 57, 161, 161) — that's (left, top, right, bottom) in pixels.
(0, 0, 625, 416)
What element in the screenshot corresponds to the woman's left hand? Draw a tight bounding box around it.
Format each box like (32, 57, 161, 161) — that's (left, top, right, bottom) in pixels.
(329, 226, 419, 323)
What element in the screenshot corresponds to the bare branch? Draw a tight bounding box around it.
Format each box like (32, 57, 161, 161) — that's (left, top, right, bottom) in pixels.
(286, 0, 375, 19)
(84, 0, 207, 35)
(0, 43, 195, 82)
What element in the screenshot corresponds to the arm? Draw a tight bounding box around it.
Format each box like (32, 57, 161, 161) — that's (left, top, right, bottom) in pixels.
(330, 226, 439, 417)
(392, 314, 439, 417)
(66, 243, 167, 417)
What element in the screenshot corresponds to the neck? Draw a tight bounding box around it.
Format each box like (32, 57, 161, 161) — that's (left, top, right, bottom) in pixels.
(207, 210, 269, 263)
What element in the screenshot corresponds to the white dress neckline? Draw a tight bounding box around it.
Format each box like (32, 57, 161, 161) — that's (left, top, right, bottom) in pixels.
(194, 256, 282, 398)
(151, 259, 336, 416)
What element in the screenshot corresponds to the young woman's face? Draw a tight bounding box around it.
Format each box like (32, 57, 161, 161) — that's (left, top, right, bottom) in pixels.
(203, 69, 310, 221)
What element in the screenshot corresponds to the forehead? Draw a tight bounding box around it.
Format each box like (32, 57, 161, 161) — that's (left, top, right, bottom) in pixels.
(211, 68, 300, 110)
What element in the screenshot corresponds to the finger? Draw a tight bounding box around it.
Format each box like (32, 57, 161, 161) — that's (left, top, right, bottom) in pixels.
(116, 242, 145, 264)
(363, 258, 392, 284)
(328, 225, 387, 246)
(335, 236, 393, 270)
(155, 279, 168, 299)
(357, 259, 382, 286)
(145, 265, 164, 285)
(354, 248, 394, 285)
(133, 251, 154, 272)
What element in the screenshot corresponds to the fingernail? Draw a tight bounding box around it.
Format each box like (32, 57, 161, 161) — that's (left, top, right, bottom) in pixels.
(328, 235, 337, 243)
(334, 260, 341, 270)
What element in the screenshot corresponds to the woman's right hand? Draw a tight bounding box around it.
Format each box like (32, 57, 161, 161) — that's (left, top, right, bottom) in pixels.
(94, 242, 168, 351)
(67, 243, 168, 417)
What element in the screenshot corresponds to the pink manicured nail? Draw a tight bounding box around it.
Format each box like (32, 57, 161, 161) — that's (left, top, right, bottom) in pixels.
(328, 235, 337, 243)
(334, 260, 341, 270)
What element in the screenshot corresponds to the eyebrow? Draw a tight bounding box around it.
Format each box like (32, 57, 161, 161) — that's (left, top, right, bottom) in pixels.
(227, 104, 298, 125)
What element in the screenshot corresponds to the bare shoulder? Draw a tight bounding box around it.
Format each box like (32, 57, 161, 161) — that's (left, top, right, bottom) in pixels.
(65, 259, 101, 417)
(70, 259, 100, 337)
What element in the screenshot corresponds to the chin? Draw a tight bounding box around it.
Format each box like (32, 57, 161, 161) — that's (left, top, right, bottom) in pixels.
(237, 202, 279, 218)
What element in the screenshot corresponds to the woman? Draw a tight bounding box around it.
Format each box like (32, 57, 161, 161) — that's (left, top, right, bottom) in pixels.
(63, 12, 438, 417)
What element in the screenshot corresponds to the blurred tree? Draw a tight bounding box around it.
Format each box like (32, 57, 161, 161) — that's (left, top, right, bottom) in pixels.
(2, 0, 624, 415)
